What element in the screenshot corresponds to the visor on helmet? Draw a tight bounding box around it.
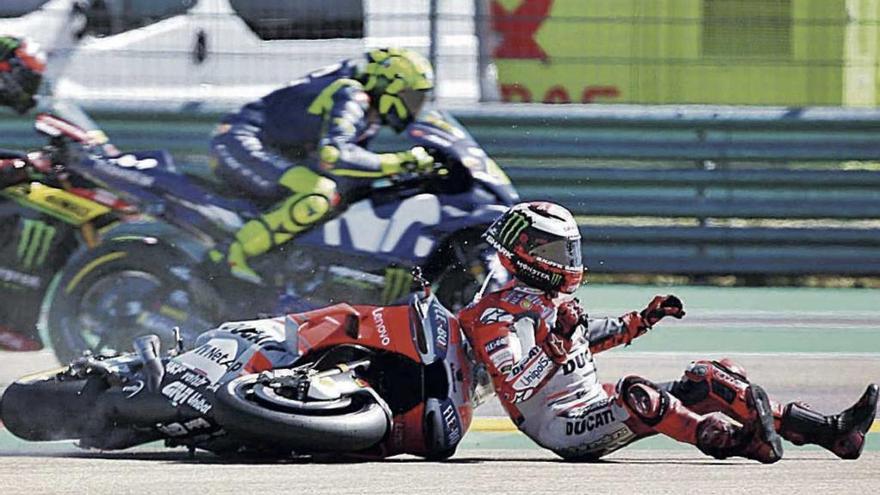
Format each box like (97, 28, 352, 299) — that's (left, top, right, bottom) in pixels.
(399, 88, 428, 119)
(529, 237, 582, 271)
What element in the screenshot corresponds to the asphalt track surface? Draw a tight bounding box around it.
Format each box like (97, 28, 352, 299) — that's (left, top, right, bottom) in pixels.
(1, 284, 879, 494)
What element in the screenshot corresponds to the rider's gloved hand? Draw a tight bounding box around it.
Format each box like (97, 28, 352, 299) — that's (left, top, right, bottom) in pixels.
(0, 157, 28, 188)
(639, 294, 685, 328)
(380, 146, 435, 175)
(543, 298, 586, 364)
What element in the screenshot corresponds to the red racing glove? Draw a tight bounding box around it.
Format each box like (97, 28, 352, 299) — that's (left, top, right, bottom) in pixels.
(619, 295, 685, 344)
(639, 294, 685, 328)
(542, 299, 587, 364)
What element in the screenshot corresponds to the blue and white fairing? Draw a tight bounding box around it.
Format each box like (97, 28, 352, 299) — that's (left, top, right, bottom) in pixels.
(67, 148, 257, 237)
(295, 193, 509, 265)
(408, 292, 474, 453)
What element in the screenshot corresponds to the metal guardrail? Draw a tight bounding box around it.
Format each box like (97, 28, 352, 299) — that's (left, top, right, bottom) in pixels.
(452, 104, 880, 161)
(1, 103, 879, 277)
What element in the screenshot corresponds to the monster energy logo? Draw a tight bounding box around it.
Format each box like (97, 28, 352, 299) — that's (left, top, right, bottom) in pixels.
(382, 267, 412, 305)
(17, 219, 56, 270)
(0, 37, 19, 59)
(497, 212, 530, 245)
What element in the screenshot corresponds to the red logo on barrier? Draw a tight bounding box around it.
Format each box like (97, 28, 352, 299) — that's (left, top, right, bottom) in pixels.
(491, 0, 553, 60)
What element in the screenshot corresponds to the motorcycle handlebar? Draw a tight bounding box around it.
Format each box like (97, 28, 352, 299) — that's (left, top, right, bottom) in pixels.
(383, 161, 449, 186)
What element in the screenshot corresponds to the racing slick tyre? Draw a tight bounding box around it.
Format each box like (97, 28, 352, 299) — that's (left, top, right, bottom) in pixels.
(0, 370, 96, 441)
(213, 373, 390, 454)
(43, 239, 223, 364)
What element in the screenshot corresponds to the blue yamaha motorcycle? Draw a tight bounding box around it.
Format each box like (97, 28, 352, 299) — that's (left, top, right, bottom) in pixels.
(17, 109, 516, 362)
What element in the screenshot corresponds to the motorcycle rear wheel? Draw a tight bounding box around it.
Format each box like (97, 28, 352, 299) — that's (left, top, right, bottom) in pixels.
(213, 373, 389, 454)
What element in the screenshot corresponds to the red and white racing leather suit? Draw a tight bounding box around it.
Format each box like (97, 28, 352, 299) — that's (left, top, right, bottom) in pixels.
(459, 283, 647, 459)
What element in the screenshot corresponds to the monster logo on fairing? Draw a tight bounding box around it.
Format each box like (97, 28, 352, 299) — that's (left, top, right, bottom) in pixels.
(17, 219, 55, 270)
(382, 267, 411, 305)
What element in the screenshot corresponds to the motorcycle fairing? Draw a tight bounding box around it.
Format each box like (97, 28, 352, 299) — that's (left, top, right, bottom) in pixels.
(70, 149, 256, 236)
(405, 111, 519, 206)
(298, 189, 507, 265)
(175, 316, 298, 392)
(423, 397, 465, 454)
(0, 204, 80, 340)
(1, 182, 110, 225)
(408, 293, 454, 364)
(286, 303, 417, 359)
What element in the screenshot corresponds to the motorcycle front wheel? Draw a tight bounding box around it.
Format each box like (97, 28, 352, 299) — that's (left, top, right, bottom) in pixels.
(42, 239, 223, 363)
(213, 373, 389, 454)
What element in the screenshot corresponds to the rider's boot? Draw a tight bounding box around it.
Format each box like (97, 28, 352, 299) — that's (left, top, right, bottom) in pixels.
(618, 376, 782, 463)
(664, 359, 877, 460)
(775, 384, 878, 460)
(225, 167, 337, 283)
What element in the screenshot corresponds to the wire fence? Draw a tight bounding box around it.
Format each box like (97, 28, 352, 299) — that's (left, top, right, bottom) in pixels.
(2, 0, 880, 109)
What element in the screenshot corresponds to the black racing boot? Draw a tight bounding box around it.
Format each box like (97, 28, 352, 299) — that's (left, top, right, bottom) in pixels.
(778, 384, 878, 460)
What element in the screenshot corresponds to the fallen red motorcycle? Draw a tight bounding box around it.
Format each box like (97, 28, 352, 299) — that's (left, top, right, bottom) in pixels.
(0, 277, 486, 459)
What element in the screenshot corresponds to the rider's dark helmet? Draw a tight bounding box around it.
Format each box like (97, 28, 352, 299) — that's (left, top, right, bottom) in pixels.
(483, 202, 584, 295)
(0, 36, 45, 114)
(360, 48, 434, 133)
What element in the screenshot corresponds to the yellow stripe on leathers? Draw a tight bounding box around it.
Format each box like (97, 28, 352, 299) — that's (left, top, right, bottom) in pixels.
(469, 418, 880, 434)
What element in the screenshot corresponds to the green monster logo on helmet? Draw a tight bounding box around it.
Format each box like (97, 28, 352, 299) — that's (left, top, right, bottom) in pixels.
(497, 211, 530, 246)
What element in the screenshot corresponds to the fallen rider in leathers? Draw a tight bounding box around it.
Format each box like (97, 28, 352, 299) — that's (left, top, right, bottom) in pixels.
(459, 201, 878, 462)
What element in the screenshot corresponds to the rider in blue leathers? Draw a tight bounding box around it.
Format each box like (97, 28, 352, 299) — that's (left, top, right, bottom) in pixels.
(210, 48, 435, 282)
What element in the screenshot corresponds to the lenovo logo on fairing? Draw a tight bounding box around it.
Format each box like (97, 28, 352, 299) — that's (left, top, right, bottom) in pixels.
(372, 307, 391, 346)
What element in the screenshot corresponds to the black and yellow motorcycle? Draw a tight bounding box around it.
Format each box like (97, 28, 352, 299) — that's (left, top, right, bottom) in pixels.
(0, 116, 133, 353)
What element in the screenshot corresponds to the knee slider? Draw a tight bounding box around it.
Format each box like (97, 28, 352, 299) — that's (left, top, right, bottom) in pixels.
(286, 193, 332, 227)
(619, 376, 670, 426)
(277, 167, 339, 228)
